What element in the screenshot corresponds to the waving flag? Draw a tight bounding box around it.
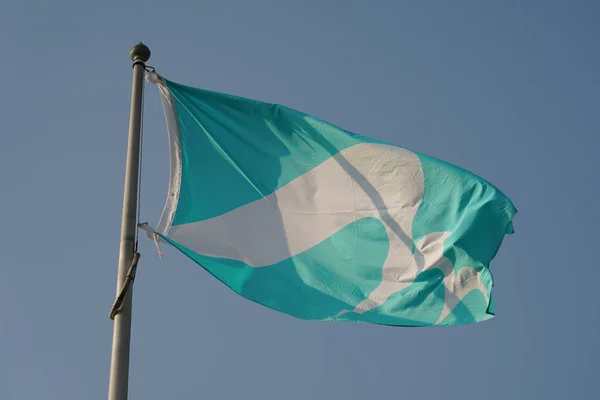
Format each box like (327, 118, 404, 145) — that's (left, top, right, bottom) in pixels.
(146, 73, 516, 326)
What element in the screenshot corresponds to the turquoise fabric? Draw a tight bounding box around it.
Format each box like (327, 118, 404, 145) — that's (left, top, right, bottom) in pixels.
(156, 78, 516, 326)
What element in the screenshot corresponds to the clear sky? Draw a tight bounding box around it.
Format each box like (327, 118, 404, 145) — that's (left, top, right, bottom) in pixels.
(1, 1, 599, 399)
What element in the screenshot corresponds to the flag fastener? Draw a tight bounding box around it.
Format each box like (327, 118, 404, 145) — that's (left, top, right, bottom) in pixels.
(109, 252, 141, 320)
(138, 222, 163, 258)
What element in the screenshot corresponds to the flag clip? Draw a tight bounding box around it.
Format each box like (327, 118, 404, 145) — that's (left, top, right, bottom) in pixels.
(138, 222, 163, 258)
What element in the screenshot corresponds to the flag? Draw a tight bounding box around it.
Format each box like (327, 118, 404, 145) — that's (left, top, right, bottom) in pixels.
(146, 72, 516, 326)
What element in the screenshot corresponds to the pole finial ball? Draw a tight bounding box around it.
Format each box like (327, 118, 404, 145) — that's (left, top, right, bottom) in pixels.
(130, 43, 151, 62)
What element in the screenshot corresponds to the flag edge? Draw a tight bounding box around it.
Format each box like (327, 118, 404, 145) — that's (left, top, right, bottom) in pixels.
(156, 77, 182, 236)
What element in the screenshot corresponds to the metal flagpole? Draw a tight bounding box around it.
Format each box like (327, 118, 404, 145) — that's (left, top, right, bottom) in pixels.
(108, 42, 151, 400)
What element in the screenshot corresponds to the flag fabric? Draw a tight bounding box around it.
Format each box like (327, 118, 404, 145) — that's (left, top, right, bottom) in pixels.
(146, 72, 516, 326)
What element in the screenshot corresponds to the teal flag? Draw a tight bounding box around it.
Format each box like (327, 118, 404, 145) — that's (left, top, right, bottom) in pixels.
(146, 72, 516, 326)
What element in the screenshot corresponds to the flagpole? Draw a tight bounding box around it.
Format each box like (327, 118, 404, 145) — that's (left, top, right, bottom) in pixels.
(108, 43, 150, 400)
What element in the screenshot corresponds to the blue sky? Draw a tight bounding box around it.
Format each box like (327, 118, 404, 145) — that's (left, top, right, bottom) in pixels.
(1, 1, 599, 399)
